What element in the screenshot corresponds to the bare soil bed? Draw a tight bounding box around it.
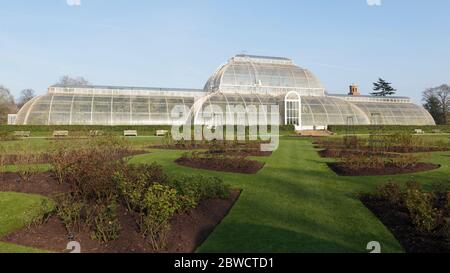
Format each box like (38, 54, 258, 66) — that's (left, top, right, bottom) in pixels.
(176, 156, 265, 174)
(361, 195, 450, 253)
(0, 172, 241, 253)
(328, 162, 440, 177)
(0, 172, 71, 196)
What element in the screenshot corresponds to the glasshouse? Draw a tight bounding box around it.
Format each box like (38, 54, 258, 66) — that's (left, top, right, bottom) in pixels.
(13, 54, 435, 129)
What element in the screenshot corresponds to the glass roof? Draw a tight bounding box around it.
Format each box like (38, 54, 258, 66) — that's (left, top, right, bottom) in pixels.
(16, 93, 196, 126)
(204, 55, 325, 96)
(351, 101, 436, 126)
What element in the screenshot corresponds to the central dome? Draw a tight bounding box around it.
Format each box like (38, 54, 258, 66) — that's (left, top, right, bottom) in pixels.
(204, 54, 325, 96)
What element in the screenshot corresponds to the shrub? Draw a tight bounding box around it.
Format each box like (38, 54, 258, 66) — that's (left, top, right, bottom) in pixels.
(342, 154, 386, 170)
(405, 187, 439, 233)
(24, 198, 55, 228)
(89, 201, 121, 243)
(54, 194, 86, 232)
(139, 183, 180, 250)
(376, 182, 404, 206)
(114, 163, 167, 211)
(16, 153, 40, 183)
(343, 136, 359, 149)
(0, 131, 18, 141)
(390, 154, 421, 169)
(0, 146, 6, 177)
(49, 145, 74, 184)
(57, 144, 127, 201)
(169, 175, 231, 211)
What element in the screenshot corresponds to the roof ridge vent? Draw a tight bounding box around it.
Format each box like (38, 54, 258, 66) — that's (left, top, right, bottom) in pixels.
(232, 54, 294, 65)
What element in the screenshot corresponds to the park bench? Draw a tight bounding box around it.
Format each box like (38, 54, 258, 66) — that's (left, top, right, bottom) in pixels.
(124, 130, 138, 137)
(13, 131, 30, 138)
(414, 129, 425, 135)
(156, 130, 169, 136)
(53, 130, 69, 137)
(89, 130, 104, 137)
(432, 129, 442, 134)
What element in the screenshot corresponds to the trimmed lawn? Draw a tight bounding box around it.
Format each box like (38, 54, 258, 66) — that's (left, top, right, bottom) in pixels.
(131, 137, 449, 253)
(0, 192, 54, 253)
(0, 242, 46, 253)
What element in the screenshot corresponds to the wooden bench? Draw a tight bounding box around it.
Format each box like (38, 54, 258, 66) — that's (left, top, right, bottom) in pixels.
(124, 130, 138, 137)
(156, 130, 169, 136)
(432, 129, 442, 134)
(89, 130, 104, 137)
(13, 131, 31, 138)
(414, 129, 425, 134)
(53, 130, 69, 137)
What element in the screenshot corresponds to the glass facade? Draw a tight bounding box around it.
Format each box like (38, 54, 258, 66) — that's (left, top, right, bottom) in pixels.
(14, 55, 436, 127)
(194, 93, 280, 126)
(16, 93, 197, 125)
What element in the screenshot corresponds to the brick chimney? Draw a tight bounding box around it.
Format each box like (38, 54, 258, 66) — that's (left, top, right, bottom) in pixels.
(349, 84, 360, 96)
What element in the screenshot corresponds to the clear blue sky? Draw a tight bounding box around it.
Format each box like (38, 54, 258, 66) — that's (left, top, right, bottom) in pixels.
(1, 0, 449, 104)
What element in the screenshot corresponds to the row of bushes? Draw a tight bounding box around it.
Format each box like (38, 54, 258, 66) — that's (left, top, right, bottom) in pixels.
(342, 153, 423, 170)
(319, 133, 449, 151)
(49, 137, 231, 250)
(0, 125, 172, 137)
(0, 125, 294, 137)
(328, 125, 450, 134)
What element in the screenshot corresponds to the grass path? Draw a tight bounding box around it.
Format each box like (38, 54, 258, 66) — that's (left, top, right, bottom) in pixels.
(131, 137, 450, 253)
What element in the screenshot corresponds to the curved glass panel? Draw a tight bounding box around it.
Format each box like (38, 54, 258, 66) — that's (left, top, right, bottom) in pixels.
(301, 97, 370, 127)
(204, 55, 325, 96)
(351, 102, 435, 126)
(16, 94, 196, 125)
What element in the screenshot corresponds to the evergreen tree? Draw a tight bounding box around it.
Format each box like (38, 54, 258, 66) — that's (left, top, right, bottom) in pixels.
(371, 78, 397, 96)
(423, 94, 445, 124)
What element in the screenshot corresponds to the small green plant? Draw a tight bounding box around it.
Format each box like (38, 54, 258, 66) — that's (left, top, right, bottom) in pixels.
(139, 183, 180, 250)
(376, 182, 404, 206)
(169, 175, 231, 211)
(89, 201, 121, 243)
(24, 198, 55, 228)
(55, 194, 86, 232)
(405, 185, 439, 233)
(114, 162, 167, 211)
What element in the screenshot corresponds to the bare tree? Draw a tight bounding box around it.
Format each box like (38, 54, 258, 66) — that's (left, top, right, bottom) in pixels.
(57, 75, 90, 86)
(423, 84, 450, 125)
(17, 89, 36, 109)
(0, 85, 17, 124)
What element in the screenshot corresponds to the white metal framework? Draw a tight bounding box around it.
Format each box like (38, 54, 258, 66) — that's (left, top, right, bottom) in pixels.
(14, 54, 436, 127)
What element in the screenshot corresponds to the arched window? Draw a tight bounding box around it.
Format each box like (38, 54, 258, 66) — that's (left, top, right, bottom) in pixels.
(284, 91, 301, 127)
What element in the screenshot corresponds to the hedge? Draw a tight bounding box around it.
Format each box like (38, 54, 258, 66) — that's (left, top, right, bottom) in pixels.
(0, 124, 295, 137)
(327, 125, 450, 134)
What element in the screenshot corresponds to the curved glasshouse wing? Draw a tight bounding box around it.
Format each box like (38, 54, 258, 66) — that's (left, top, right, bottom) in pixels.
(15, 86, 203, 125)
(14, 54, 436, 127)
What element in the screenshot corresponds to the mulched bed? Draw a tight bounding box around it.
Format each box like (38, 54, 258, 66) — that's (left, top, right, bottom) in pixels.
(361, 195, 450, 253)
(0, 172, 241, 253)
(328, 162, 441, 176)
(0, 173, 71, 196)
(176, 157, 265, 174)
(1, 150, 149, 165)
